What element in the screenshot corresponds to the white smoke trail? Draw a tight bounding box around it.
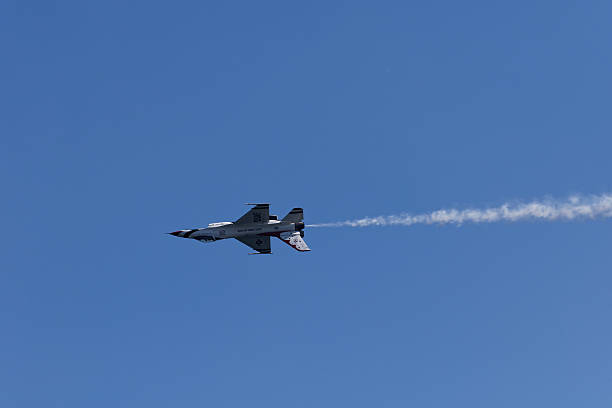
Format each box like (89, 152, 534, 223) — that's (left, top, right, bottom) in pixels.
(308, 193, 612, 228)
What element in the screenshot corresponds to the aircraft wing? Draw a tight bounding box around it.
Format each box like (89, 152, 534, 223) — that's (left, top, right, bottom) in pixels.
(235, 235, 271, 254)
(278, 232, 311, 252)
(235, 203, 269, 224)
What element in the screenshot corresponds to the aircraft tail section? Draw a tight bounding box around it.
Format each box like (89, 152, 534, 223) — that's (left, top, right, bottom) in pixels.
(282, 208, 303, 223)
(277, 231, 311, 252)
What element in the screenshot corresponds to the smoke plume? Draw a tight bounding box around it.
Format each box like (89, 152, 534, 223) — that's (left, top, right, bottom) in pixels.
(308, 194, 612, 228)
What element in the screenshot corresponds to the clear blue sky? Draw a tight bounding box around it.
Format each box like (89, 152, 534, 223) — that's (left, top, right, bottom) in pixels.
(3, 1, 612, 407)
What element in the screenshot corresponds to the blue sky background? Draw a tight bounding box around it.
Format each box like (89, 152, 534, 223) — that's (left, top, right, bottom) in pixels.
(2, 1, 612, 407)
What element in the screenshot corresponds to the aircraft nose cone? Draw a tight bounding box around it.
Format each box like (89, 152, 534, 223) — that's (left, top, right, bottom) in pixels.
(168, 231, 182, 236)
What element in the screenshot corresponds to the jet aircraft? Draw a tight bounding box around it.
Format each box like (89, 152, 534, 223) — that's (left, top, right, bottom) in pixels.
(168, 204, 310, 254)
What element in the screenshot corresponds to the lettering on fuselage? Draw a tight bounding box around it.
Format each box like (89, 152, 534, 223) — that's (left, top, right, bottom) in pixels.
(237, 227, 264, 232)
(206, 222, 292, 237)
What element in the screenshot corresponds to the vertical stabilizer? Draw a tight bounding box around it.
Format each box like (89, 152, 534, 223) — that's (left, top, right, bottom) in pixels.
(282, 208, 303, 223)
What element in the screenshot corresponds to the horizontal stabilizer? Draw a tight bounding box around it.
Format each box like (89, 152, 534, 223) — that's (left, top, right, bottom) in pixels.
(277, 232, 310, 252)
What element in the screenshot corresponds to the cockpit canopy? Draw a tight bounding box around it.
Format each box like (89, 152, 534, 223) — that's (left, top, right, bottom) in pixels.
(207, 221, 233, 228)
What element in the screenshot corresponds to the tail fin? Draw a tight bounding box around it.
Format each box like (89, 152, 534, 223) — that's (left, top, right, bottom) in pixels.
(282, 208, 303, 223)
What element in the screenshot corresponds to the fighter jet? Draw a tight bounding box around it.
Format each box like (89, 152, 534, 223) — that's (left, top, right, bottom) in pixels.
(168, 203, 310, 254)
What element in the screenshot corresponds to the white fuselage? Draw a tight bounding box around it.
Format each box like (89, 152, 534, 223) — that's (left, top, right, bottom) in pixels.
(182, 220, 299, 241)
(168, 205, 309, 253)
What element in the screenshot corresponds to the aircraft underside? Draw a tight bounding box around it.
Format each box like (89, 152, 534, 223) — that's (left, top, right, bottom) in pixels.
(168, 204, 310, 254)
